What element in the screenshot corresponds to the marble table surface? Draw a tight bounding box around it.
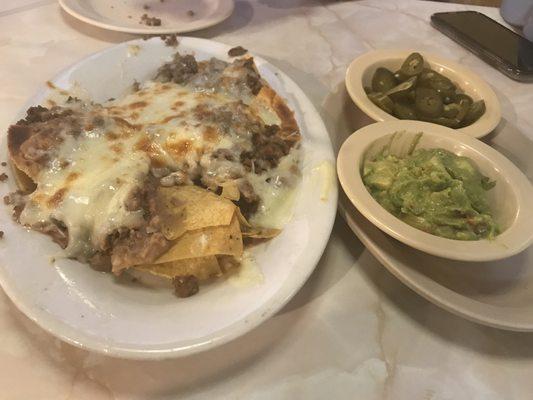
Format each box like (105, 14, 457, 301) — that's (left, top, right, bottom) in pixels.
(1, 1, 533, 399)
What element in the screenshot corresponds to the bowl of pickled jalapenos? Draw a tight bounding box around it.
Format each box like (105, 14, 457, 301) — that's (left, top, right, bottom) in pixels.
(346, 50, 501, 138)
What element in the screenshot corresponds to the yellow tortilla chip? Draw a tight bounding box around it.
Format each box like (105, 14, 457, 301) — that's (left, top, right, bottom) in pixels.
(157, 186, 236, 240)
(242, 227, 281, 239)
(135, 256, 221, 280)
(155, 214, 243, 264)
(220, 180, 241, 201)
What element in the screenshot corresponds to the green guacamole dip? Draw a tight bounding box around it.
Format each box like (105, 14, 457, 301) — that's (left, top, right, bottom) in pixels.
(363, 147, 499, 240)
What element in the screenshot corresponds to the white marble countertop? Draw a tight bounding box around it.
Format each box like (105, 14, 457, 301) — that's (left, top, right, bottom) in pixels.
(1, 1, 533, 399)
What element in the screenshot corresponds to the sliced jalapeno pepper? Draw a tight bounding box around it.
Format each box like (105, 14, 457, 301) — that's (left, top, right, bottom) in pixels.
(415, 87, 443, 118)
(368, 92, 394, 114)
(454, 93, 473, 106)
(462, 100, 486, 126)
(393, 102, 417, 120)
(443, 103, 461, 119)
(363, 52, 485, 130)
(371, 67, 397, 93)
(400, 52, 424, 77)
(393, 70, 406, 82)
(386, 76, 417, 101)
(419, 68, 447, 86)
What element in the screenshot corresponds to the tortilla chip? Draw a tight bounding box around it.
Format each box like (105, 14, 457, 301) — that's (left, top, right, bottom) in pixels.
(155, 214, 243, 264)
(220, 180, 241, 201)
(135, 256, 221, 280)
(10, 163, 36, 193)
(242, 227, 281, 239)
(235, 207, 251, 228)
(157, 186, 236, 240)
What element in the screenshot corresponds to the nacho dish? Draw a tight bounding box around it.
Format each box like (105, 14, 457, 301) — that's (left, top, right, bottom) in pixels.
(4, 49, 301, 297)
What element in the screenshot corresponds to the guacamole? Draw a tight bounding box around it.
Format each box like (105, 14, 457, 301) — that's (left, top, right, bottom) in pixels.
(363, 147, 499, 240)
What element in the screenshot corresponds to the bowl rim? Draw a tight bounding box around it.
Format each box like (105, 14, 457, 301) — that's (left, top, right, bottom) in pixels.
(345, 49, 502, 139)
(337, 120, 533, 262)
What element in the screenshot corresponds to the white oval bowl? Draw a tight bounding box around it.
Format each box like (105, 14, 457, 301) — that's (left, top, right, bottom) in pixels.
(337, 120, 533, 262)
(345, 49, 502, 139)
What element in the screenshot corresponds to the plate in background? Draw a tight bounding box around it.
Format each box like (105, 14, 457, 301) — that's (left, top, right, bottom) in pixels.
(59, 0, 234, 34)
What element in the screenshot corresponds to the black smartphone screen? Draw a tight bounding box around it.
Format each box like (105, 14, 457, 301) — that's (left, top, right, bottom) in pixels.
(432, 11, 533, 78)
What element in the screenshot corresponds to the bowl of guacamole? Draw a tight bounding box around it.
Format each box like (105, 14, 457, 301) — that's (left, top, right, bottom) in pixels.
(337, 120, 533, 261)
(362, 140, 499, 241)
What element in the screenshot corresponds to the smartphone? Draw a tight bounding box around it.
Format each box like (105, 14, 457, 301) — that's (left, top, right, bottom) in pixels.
(431, 11, 533, 82)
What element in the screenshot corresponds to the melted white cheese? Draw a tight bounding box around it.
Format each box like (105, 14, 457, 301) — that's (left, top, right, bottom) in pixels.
(249, 148, 300, 229)
(22, 77, 300, 260)
(20, 122, 150, 258)
(228, 254, 264, 287)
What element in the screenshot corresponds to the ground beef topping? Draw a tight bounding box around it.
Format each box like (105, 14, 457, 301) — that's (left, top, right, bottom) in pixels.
(173, 275, 199, 298)
(155, 53, 263, 99)
(8, 106, 86, 178)
(240, 125, 293, 174)
(236, 180, 259, 218)
(156, 53, 198, 84)
(16, 105, 71, 125)
(32, 219, 68, 248)
(4, 191, 26, 221)
(237, 58, 263, 95)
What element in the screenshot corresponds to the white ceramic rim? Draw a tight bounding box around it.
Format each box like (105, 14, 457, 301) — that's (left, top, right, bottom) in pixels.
(345, 49, 502, 139)
(0, 37, 338, 359)
(337, 120, 533, 262)
(58, 0, 235, 34)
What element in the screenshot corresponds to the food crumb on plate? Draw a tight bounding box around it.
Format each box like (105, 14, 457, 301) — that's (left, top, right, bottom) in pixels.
(128, 44, 141, 57)
(0, 173, 8, 182)
(140, 14, 161, 26)
(311, 161, 335, 201)
(161, 34, 178, 47)
(0, 231, 4, 239)
(228, 46, 248, 57)
(1, 161, 6, 166)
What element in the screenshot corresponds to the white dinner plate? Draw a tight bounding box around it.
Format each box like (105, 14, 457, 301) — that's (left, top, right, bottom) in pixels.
(327, 86, 533, 332)
(59, 0, 234, 34)
(0, 37, 337, 358)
